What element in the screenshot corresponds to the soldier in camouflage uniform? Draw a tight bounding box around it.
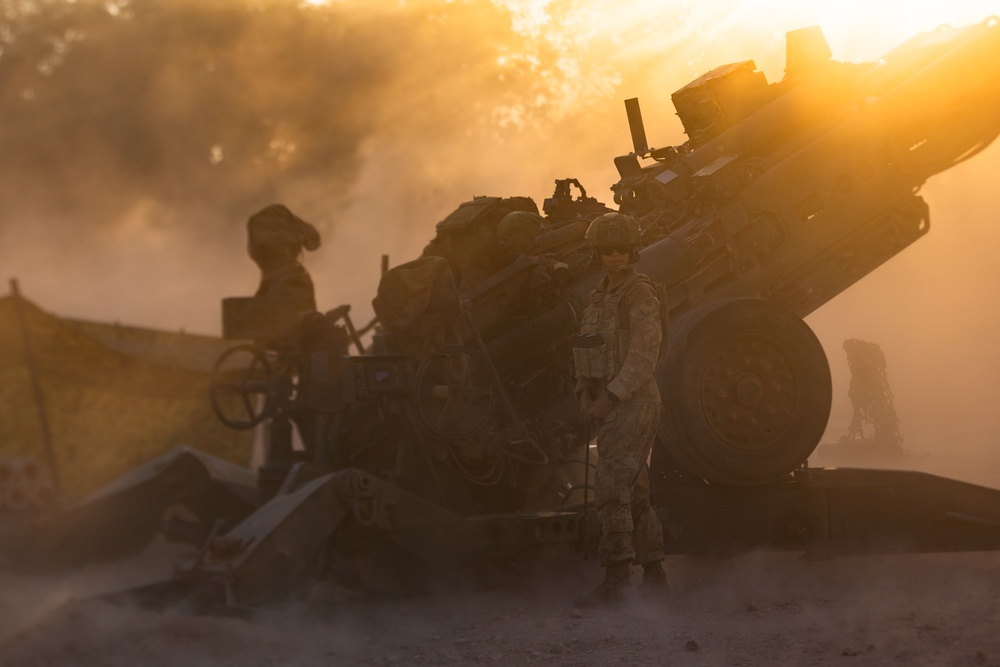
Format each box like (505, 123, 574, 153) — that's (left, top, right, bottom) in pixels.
(246, 204, 321, 314)
(572, 212, 667, 604)
(496, 210, 546, 259)
(420, 197, 542, 291)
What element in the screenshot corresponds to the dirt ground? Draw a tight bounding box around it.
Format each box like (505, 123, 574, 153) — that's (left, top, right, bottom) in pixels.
(3, 445, 1000, 667)
(3, 545, 1000, 666)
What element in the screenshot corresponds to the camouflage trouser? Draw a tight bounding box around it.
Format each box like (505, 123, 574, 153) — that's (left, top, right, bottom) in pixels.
(593, 401, 665, 568)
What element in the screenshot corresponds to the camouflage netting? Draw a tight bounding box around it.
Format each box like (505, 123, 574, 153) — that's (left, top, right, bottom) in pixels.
(0, 295, 252, 499)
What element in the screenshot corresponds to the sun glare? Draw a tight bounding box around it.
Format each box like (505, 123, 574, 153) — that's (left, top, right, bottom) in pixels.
(476, 0, 1000, 125)
(485, 0, 1000, 56)
(329, 1, 999, 85)
(748, 0, 1000, 56)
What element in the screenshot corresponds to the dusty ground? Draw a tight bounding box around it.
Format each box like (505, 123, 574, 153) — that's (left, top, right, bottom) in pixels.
(3, 445, 1000, 667)
(3, 545, 1000, 666)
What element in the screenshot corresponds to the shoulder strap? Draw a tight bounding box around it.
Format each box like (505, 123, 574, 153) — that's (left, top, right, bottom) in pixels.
(615, 274, 651, 331)
(617, 275, 670, 360)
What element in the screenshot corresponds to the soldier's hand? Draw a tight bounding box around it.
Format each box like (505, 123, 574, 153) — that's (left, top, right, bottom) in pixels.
(585, 394, 616, 422)
(578, 397, 593, 420)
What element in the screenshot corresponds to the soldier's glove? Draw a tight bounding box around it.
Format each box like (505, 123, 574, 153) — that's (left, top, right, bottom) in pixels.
(585, 391, 617, 422)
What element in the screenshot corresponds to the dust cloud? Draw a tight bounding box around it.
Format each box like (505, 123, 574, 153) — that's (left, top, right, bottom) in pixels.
(2, 4, 1000, 474)
(0, 0, 634, 333)
(808, 158, 1000, 486)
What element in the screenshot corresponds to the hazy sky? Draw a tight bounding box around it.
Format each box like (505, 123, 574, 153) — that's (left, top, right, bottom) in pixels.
(2, 0, 1000, 458)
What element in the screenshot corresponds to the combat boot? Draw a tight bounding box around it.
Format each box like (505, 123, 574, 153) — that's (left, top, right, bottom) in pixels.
(575, 561, 631, 607)
(640, 560, 669, 597)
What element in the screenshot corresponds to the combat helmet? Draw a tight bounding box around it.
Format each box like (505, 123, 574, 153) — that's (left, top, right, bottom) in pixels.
(584, 212, 642, 263)
(247, 204, 321, 269)
(497, 210, 546, 256)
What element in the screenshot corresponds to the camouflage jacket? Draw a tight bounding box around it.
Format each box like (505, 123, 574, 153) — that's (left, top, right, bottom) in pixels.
(573, 268, 662, 404)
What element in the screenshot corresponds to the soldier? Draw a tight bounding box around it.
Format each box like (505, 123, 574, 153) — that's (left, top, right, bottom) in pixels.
(420, 197, 541, 291)
(496, 210, 547, 260)
(246, 204, 321, 314)
(572, 212, 667, 604)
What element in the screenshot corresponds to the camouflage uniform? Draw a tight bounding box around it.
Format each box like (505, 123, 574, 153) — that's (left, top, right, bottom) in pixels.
(497, 210, 546, 258)
(247, 204, 321, 314)
(574, 267, 665, 568)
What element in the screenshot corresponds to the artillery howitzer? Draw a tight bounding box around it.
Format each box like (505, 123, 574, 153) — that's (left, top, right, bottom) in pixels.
(6, 18, 1000, 608)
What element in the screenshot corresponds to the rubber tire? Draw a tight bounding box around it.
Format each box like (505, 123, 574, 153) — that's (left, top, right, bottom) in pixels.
(657, 297, 831, 486)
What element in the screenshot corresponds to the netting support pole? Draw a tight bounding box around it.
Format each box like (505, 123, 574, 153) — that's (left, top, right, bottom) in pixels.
(9, 278, 60, 491)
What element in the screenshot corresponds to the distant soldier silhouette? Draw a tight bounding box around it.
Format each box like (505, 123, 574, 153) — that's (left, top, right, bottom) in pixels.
(246, 204, 321, 314)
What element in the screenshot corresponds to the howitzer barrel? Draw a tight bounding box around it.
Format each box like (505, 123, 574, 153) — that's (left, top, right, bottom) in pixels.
(562, 234, 697, 307)
(632, 235, 698, 307)
(861, 17, 1000, 180)
(680, 59, 862, 174)
(676, 17, 1000, 182)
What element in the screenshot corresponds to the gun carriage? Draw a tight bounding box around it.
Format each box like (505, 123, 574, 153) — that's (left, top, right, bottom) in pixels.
(6, 18, 1000, 607)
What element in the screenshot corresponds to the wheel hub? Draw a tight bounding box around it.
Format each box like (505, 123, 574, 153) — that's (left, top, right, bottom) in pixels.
(735, 375, 763, 407)
(701, 336, 797, 451)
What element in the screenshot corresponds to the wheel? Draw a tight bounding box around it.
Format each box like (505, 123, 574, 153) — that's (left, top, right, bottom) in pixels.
(413, 345, 498, 440)
(657, 297, 831, 485)
(209, 344, 276, 430)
